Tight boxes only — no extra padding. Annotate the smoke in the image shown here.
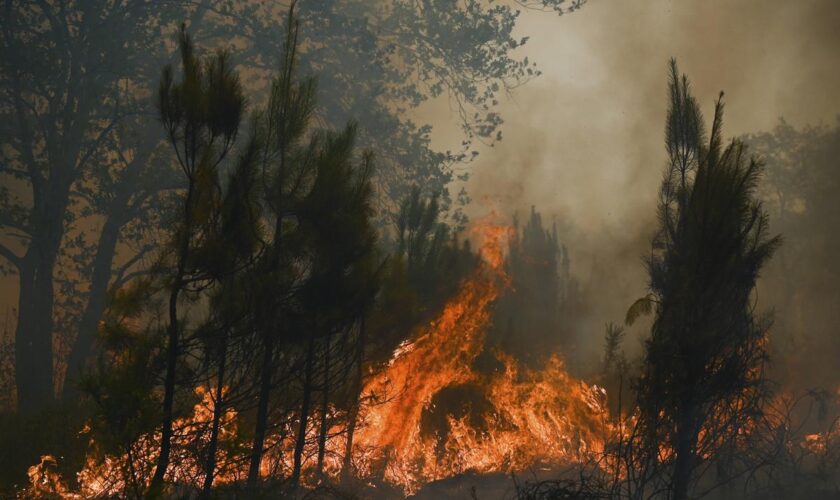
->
[421,0,840,365]
[2,0,837,381]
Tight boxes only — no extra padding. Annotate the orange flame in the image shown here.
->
[348,219,610,493]
[25,218,612,496]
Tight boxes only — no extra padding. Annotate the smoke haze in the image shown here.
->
[2,0,838,379]
[416,0,840,363]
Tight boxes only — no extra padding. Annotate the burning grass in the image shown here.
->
[20,220,617,497]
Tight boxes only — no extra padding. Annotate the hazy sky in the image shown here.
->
[420,0,840,357]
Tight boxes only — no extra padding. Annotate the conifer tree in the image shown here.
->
[150,26,245,491]
[627,60,780,500]
[244,4,319,486]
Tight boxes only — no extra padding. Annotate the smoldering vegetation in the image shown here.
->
[1,1,839,499]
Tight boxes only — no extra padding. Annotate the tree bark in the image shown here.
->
[671,408,698,500]
[15,182,69,413]
[316,337,331,476]
[247,334,275,489]
[342,315,365,482]
[291,336,316,488]
[62,210,123,400]
[15,249,56,413]
[150,180,195,491]
[201,334,228,498]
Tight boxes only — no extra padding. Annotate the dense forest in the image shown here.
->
[1,1,838,499]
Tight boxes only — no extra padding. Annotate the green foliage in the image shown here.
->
[624,294,654,326]
[392,186,477,301]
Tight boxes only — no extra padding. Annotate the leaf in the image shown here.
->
[625,295,655,326]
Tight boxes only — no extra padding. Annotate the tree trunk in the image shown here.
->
[291,336,316,488]
[14,248,56,413]
[149,267,184,491]
[15,186,67,413]
[247,334,275,489]
[316,337,331,477]
[671,409,698,500]
[10,50,83,414]
[247,207,287,489]
[62,211,123,400]
[342,315,365,482]
[150,180,195,491]
[201,334,228,498]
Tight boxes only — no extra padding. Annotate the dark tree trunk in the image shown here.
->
[151,181,195,491]
[291,336,316,488]
[15,177,69,413]
[316,337,331,476]
[15,248,56,413]
[247,214,286,489]
[149,267,184,490]
[671,408,698,500]
[62,210,123,400]
[342,316,365,482]
[246,148,288,488]
[201,334,228,498]
[247,334,275,489]
[10,45,86,414]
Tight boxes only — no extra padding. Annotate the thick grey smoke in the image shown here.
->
[421,0,840,365]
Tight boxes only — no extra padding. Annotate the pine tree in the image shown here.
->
[244,4,319,486]
[291,127,380,487]
[628,60,780,500]
[150,26,245,491]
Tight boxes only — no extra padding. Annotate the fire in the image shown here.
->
[23,219,612,496]
[348,220,611,493]
[351,223,511,457]
[19,387,243,498]
[25,455,79,499]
